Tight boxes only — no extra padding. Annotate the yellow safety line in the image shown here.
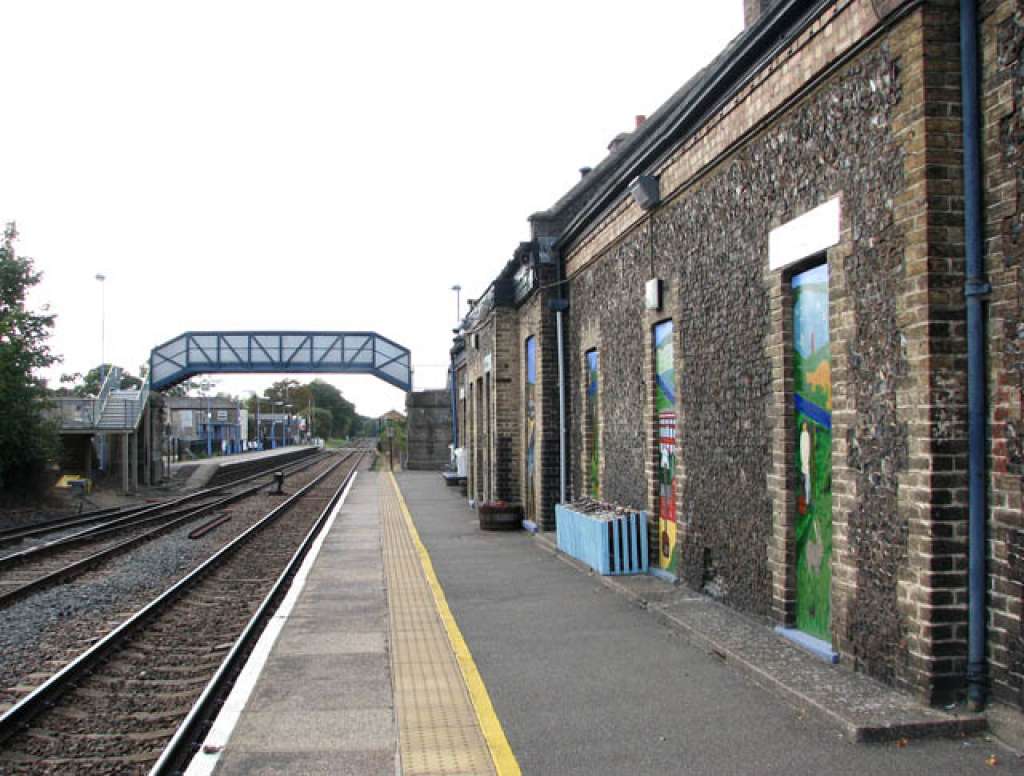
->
[387,472,521,776]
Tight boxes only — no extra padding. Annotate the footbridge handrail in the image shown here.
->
[95,366,122,419]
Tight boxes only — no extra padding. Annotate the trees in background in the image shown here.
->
[56,364,143,396]
[0,223,58,499]
[250,378,372,440]
[312,406,333,439]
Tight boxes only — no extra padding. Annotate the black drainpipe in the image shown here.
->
[960,0,989,711]
[449,360,458,455]
[551,260,569,506]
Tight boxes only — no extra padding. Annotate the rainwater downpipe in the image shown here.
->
[547,246,570,505]
[555,300,568,505]
[449,362,458,454]
[960,0,989,711]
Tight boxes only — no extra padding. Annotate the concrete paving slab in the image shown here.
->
[227,708,395,752]
[215,749,394,776]
[286,589,384,606]
[244,656,392,712]
[272,628,387,656]
[318,539,381,551]
[305,565,384,584]
[238,650,391,689]
[285,606,387,630]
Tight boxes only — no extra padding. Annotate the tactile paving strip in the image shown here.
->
[381,475,497,776]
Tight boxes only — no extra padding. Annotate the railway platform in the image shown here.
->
[170,444,319,491]
[188,471,1018,776]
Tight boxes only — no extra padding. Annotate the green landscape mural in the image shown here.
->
[793,263,832,641]
[586,350,600,498]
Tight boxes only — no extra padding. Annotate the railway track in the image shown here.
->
[0,505,133,545]
[0,451,335,608]
[0,450,367,775]
[0,448,324,551]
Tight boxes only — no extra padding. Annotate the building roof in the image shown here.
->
[453,1,837,349]
[534,0,830,250]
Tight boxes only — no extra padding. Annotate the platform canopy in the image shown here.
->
[150,331,412,392]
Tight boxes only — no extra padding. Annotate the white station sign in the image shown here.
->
[769,197,841,271]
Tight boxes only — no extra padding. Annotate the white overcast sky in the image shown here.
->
[4,1,741,418]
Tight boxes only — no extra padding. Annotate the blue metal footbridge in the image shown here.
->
[149,331,412,392]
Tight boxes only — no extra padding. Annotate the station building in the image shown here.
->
[165,397,248,456]
[451,0,1024,711]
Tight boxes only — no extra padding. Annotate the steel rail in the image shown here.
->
[151,453,365,774]
[0,449,324,548]
[0,451,329,565]
[0,452,335,609]
[0,450,357,749]
[0,505,129,543]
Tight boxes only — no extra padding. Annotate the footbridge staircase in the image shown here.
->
[49,367,158,494]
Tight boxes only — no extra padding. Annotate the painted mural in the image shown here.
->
[525,337,537,521]
[793,263,832,641]
[586,350,600,498]
[654,320,677,574]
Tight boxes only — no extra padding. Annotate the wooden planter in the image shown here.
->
[478,502,523,532]
[555,504,649,575]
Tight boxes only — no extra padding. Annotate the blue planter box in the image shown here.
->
[555,505,649,575]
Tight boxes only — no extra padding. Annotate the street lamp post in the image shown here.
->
[307,396,314,443]
[256,397,262,450]
[284,384,290,445]
[95,273,107,471]
[273,401,283,449]
[95,274,107,378]
[451,284,462,325]
[387,421,395,470]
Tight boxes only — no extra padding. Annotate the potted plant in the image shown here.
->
[477,500,523,531]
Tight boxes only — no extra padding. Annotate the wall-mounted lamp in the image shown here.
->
[629,175,661,211]
[536,236,558,265]
[645,278,662,311]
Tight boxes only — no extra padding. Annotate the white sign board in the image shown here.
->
[483,353,492,373]
[769,197,841,271]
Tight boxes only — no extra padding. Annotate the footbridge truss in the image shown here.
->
[149,331,412,392]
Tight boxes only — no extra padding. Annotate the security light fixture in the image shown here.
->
[645,278,662,311]
[629,175,661,211]
[537,236,558,265]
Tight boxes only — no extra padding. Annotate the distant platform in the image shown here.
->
[171,446,319,491]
